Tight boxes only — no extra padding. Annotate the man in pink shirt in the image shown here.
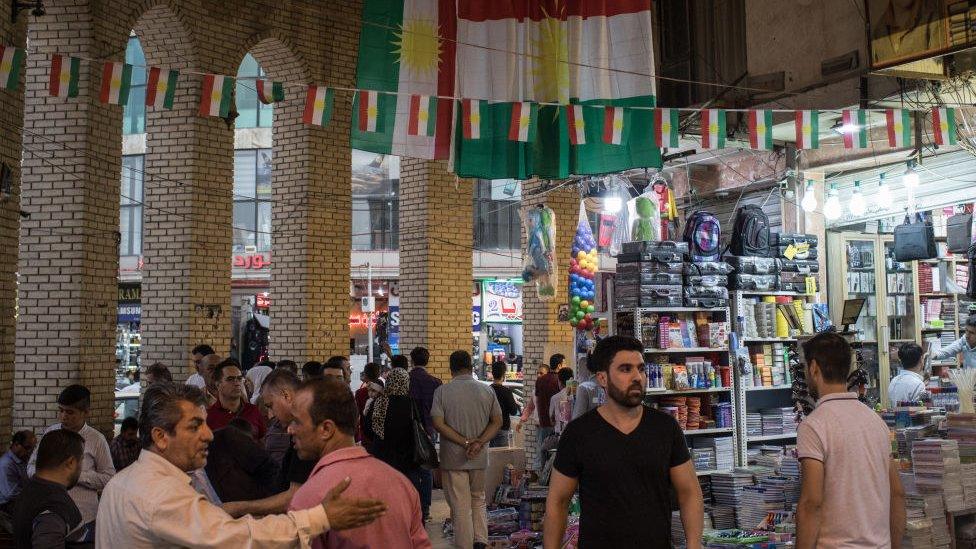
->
[796,332,905,549]
[288,377,432,549]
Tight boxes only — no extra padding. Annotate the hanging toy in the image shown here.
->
[569,203,599,332]
[631,194,659,241]
[521,205,557,300]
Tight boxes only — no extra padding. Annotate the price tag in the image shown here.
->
[805,276,817,295]
[795,242,811,258]
[784,244,797,260]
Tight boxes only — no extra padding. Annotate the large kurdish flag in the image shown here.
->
[451,0,660,179]
[352,0,456,160]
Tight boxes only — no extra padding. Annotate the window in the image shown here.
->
[233,149,273,252]
[473,180,522,250]
[235,53,273,129]
[351,150,399,250]
[120,155,144,256]
[122,36,147,135]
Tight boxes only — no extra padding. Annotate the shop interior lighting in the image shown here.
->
[830,119,860,135]
[903,164,920,188]
[849,181,866,216]
[877,173,892,209]
[603,195,623,214]
[800,180,817,213]
[823,183,842,220]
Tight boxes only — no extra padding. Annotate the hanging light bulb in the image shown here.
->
[877,173,892,208]
[824,183,842,220]
[801,180,817,212]
[849,180,866,216]
[903,165,920,188]
[603,195,623,214]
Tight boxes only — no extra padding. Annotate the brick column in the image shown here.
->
[398,160,473,380]
[15,4,129,436]
[0,5,26,445]
[520,181,579,469]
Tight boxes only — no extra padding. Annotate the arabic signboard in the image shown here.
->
[481,280,522,323]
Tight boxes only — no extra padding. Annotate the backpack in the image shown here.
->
[729,204,771,257]
[683,211,722,261]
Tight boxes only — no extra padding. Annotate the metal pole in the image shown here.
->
[367,263,374,364]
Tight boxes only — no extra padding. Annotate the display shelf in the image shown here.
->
[644,347,729,354]
[683,427,734,436]
[744,385,792,392]
[741,337,797,344]
[634,306,728,313]
[646,386,733,395]
[746,433,797,442]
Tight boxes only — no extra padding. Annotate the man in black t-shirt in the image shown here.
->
[489,362,521,447]
[220,368,317,517]
[543,336,704,549]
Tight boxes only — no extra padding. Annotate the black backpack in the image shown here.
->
[729,204,771,257]
[683,210,722,261]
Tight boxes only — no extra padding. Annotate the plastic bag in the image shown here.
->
[605,175,632,257]
[569,202,600,332]
[521,205,557,299]
[628,190,661,242]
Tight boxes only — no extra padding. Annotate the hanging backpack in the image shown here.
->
[947,213,973,254]
[683,211,722,261]
[729,204,771,257]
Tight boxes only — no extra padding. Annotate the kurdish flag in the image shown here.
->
[461,98,483,139]
[255,79,284,104]
[932,107,958,146]
[99,62,133,105]
[842,109,868,149]
[700,109,725,149]
[747,110,773,150]
[357,90,381,132]
[794,110,820,149]
[886,108,912,148]
[408,94,438,137]
[145,67,178,109]
[302,85,334,126]
[352,0,455,159]
[508,101,536,143]
[199,74,234,118]
[49,55,80,98]
[603,106,627,145]
[451,0,660,179]
[654,108,679,148]
[0,45,24,91]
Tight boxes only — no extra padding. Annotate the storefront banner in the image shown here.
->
[472,304,482,334]
[482,280,522,323]
[118,303,141,323]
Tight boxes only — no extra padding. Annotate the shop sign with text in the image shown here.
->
[481,280,522,323]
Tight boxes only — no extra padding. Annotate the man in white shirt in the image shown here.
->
[27,384,115,526]
[96,382,387,548]
[186,344,215,388]
[929,316,976,369]
[889,342,927,406]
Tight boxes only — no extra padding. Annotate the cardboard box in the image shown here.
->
[485,446,526,505]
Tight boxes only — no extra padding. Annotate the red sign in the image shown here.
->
[255,294,271,309]
[233,253,271,270]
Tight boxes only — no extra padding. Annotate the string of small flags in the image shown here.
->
[0,46,963,151]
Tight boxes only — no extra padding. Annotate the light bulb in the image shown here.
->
[849,181,866,216]
[603,196,622,214]
[824,184,842,220]
[801,180,817,212]
[903,168,919,188]
[877,174,892,208]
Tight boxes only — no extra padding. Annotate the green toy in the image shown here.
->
[632,196,656,241]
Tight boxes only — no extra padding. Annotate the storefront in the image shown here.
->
[476,279,524,375]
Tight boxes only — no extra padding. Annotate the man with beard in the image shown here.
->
[796,332,905,548]
[543,336,704,549]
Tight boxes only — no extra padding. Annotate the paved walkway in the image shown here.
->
[425,488,453,548]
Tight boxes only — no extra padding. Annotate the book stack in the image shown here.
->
[708,505,736,530]
[897,425,938,460]
[912,439,966,513]
[962,463,976,508]
[746,413,762,437]
[918,263,934,293]
[686,397,702,430]
[946,413,976,463]
[699,475,713,504]
[711,470,756,526]
[924,493,952,549]
[692,445,716,472]
[714,436,735,471]
[670,511,687,548]
[759,408,795,436]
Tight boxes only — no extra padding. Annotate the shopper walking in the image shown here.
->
[364,368,417,477]
[488,362,520,448]
[408,346,441,522]
[929,315,976,368]
[533,355,563,470]
[543,336,704,549]
[889,342,927,405]
[432,350,503,549]
[548,368,575,435]
[796,332,905,549]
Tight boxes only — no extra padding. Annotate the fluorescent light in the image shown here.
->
[903,166,919,188]
[877,173,892,208]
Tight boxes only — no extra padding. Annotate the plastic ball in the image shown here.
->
[576,310,585,320]
[572,296,580,304]
[579,300,589,309]
[586,305,595,313]
[569,318,578,327]
[583,313,592,321]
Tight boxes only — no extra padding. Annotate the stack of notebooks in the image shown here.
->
[962,463,976,508]
[924,493,952,548]
[707,505,736,530]
[692,446,716,471]
[746,413,763,437]
[699,475,713,504]
[759,408,796,436]
[711,470,756,513]
[946,413,976,463]
[692,437,735,472]
[670,511,687,548]
[901,472,938,549]
[912,439,967,513]
[896,424,938,460]
[713,437,735,471]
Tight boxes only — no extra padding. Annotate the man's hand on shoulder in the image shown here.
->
[320,477,387,530]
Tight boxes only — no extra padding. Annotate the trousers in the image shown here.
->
[442,468,487,547]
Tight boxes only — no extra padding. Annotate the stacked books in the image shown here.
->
[759,408,796,436]
[714,437,735,472]
[947,413,976,463]
[711,470,756,513]
[692,446,716,471]
[901,472,938,549]
[746,413,762,437]
[708,506,736,530]
[912,439,966,513]
[924,494,952,548]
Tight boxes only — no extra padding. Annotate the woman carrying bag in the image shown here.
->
[365,368,417,476]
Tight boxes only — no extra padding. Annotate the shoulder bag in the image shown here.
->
[893,213,937,261]
[410,399,439,470]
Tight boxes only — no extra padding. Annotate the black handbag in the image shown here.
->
[410,400,439,470]
[947,213,973,254]
[893,213,937,261]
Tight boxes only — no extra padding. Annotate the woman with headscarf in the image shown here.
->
[364,367,417,476]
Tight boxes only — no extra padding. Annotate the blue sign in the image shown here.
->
[118,304,141,323]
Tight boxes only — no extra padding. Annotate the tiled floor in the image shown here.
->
[425,489,454,548]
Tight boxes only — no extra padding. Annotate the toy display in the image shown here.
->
[569,204,599,332]
[521,205,557,299]
[631,194,660,241]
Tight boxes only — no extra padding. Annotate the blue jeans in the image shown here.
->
[489,430,510,447]
[407,468,433,519]
[536,426,554,471]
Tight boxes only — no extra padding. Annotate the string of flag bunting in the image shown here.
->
[0,46,963,151]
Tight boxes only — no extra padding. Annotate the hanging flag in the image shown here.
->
[255,79,284,105]
[508,101,536,142]
[654,108,679,148]
[603,106,626,145]
[48,54,80,98]
[886,108,912,148]
[351,0,455,159]
[567,104,586,145]
[98,62,133,105]
[198,74,234,118]
[145,67,178,109]
[842,109,868,149]
[794,110,820,149]
[356,90,381,132]
[408,94,438,137]
[302,85,334,126]
[0,45,25,91]
[461,98,483,139]
[747,110,774,150]
[932,107,958,146]
[700,109,726,149]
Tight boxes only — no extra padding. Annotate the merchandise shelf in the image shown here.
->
[646,387,732,395]
[746,433,797,443]
[744,385,792,392]
[683,427,734,435]
[695,469,732,477]
[741,337,797,344]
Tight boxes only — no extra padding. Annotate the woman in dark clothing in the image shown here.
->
[364,367,417,476]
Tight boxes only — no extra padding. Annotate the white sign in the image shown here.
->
[482,281,522,323]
